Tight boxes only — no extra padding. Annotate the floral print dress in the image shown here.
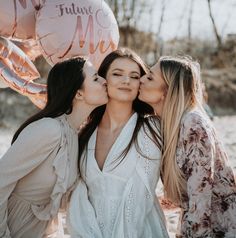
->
[176,109,236,238]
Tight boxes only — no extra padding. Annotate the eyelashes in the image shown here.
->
[112,73,140,80]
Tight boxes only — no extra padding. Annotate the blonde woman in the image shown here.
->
[139,56,236,237]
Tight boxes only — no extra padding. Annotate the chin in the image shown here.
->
[138,95,146,103]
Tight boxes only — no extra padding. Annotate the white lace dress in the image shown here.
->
[68,113,169,238]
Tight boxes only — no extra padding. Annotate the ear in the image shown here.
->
[75,89,84,100]
[161,87,168,101]
[160,94,165,101]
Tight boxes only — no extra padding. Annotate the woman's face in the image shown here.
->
[139,61,167,107]
[80,60,108,106]
[106,58,141,103]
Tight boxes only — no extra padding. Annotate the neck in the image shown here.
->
[152,102,164,118]
[101,100,134,131]
[66,102,95,132]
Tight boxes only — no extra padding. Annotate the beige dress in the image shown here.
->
[0,115,78,238]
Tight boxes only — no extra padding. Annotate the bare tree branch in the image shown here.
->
[157,0,166,37]
[207,0,222,47]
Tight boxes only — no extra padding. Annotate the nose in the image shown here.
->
[140,75,146,84]
[123,75,130,84]
[99,76,107,86]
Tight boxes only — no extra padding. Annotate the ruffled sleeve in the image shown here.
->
[177,112,214,237]
[31,115,78,221]
[0,118,61,237]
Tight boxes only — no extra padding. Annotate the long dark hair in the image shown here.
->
[12,57,86,144]
[79,48,162,169]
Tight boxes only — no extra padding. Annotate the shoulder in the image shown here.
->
[179,109,214,145]
[147,115,161,130]
[138,115,162,151]
[19,117,62,143]
[181,109,212,132]
[142,115,161,134]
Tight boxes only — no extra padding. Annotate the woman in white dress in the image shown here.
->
[68,48,169,238]
[0,58,108,238]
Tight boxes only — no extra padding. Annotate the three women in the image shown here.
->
[2,49,235,238]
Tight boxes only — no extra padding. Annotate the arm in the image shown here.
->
[177,113,214,238]
[0,118,61,237]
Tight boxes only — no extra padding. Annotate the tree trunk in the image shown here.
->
[207,0,222,48]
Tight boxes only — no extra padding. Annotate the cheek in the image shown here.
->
[135,81,140,88]
[83,84,99,97]
[132,81,140,90]
[143,86,162,102]
[106,77,116,87]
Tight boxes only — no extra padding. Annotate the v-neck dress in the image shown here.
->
[68,113,169,238]
[0,115,78,238]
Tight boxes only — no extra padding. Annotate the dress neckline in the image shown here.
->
[91,113,138,173]
[63,114,79,134]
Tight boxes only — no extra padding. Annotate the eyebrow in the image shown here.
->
[93,72,98,77]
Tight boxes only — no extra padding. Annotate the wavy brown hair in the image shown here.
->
[79,48,162,171]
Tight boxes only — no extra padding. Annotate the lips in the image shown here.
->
[118,87,132,91]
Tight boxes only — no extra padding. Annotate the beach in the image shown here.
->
[0,115,236,237]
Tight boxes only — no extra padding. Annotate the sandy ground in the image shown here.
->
[0,115,235,237]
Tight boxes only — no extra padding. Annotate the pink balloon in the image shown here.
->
[35,0,119,68]
[0,37,40,80]
[0,75,8,88]
[13,39,42,61]
[0,37,46,107]
[0,0,45,40]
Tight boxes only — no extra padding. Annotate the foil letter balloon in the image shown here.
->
[0,37,47,108]
[0,75,8,88]
[36,0,119,68]
[0,0,46,40]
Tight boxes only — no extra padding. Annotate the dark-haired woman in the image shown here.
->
[68,48,169,237]
[0,58,108,238]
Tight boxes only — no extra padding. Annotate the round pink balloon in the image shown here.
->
[0,0,45,40]
[35,0,119,68]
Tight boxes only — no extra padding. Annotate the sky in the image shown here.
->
[136,0,236,40]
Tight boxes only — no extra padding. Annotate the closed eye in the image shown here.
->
[131,76,140,80]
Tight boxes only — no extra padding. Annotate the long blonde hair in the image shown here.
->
[160,56,204,204]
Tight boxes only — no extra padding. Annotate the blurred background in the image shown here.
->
[0,0,236,146]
